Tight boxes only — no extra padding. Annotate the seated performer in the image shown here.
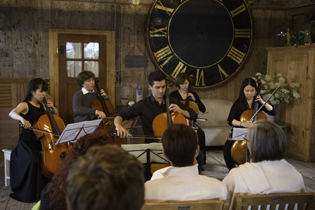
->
[170,72,207,165]
[66,144,145,210]
[224,77,276,170]
[114,71,197,142]
[8,78,57,202]
[145,124,227,201]
[223,120,305,201]
[39,133,113,210]
[73,70,109,123]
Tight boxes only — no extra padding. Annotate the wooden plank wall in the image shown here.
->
[266,46,315,162]
[0,79,30,153]
[0,0,290,104]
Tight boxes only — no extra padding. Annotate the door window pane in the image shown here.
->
[84,61,99,77]
[66,42,82,59]
[67,61,82,77]
[84,42,99,59]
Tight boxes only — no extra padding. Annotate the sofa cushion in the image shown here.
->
[197,99,233,127]
[197,99,234,146]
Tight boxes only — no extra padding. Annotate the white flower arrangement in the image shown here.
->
[252,72,300,106]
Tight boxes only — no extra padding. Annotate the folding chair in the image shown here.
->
[144,199,229,210]
[230,192,315,210]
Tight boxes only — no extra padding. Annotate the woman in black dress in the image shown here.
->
[170,73,206,167]
[224,77,276,170]
[9,78,58,202]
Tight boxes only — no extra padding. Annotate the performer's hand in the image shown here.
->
[255,95,265,104]
[168,104,182,113]
[96,110,106,119]
[115,124,129,138]
[241,121,252,128]
[187,93,196,101]
[100,89,108,99]
[21,118,31,128]
[45,100,57,110]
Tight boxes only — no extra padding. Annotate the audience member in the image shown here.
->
[223,120,305,201]
[145,124,227,201]
[39,133,113,210]
[66,144,145,210]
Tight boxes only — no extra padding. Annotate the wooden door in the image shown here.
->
[266,45,315,162]
[58,34,107,124]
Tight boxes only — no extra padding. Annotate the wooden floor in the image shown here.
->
[0,148,314,210]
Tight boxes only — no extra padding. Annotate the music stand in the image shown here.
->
[121,143,169,180]
[232,127,249,162]
[232,128,248,140]
[56,119,102,145]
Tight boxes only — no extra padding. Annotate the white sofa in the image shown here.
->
[196,99,233,146]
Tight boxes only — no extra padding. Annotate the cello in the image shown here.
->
[230,85,281,165]
[91,80,125,145]
[152,82,187,143]
[180,82,199,126]
[33,98,72,178]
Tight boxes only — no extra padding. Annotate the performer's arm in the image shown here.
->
[9,102,31,128]
[45,100,59,115]
[114,116,129,138]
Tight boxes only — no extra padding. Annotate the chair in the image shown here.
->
[143,199,229,210]
[230,192,315,210]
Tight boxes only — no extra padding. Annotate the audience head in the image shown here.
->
[175,73,193,88]
[77,70,95,87]
[66,144,145,210]
[49,132,113,210]
[23,78,48,102]
[248,120,287,162]
[148,71,166,86]
[162,124,199,167]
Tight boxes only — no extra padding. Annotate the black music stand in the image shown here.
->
[121,143,170,180]
[56,119,102,145]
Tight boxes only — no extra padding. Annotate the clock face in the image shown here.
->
[146,0,253,89]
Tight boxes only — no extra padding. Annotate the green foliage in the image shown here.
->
[252,72,300,106]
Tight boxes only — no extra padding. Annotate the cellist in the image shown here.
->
[8,78,58,202]
[114,71,197,142]
[170,73,207,169]
[73,70,109,123]
[224,77,276,171]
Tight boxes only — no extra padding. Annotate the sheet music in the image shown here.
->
[232,127,248,141]
[56,119,102,145]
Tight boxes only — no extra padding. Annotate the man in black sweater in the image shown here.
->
[73,71,109,123]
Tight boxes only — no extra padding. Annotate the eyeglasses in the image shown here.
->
[243,134,249,142]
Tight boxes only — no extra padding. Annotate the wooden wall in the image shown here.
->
[0,0,312,158]
[0,0,290,104]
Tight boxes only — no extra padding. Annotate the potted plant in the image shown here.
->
[252,72,300,106]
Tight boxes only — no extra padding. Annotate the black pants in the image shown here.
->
[223,140,236,170]
[197,127,206,164]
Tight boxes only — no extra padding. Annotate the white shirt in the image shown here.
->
[145,164,227,201]
[223,159,305,202]
[81,87,95,95]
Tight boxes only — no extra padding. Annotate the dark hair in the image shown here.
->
[77,71,95,87]
[175,73,193,88]
[162,124,197,167]
[248,120,287,162]
[148,71,166,86]
[66,145,145,210]
[22,78,48,102]
[236,77,257,110]
[48,133,113,210]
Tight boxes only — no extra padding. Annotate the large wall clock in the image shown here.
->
[146,0,253,89]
